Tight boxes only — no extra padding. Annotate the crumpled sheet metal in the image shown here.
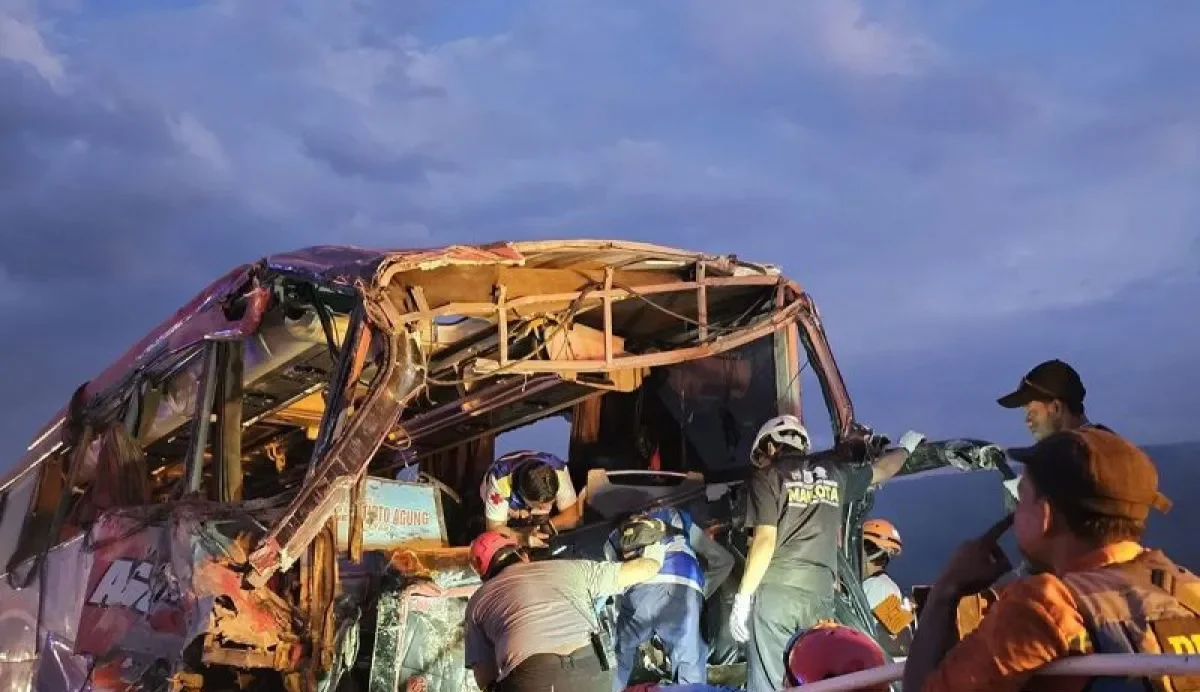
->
[369,549,481,692]
[0,563,39,669]
[75,503,297,684]
[0,533,92,692]
[19,242,522,461]
[33,632,91,692]
[264,242,525,289]
[19,265,269,465]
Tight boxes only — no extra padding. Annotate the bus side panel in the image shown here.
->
[42,536,93,648]
[0,661,35,692]
[76,516,190,662]
[0,568,38,690]
[29,536,95,691]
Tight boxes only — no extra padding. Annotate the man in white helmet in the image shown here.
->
[730,415,926,692]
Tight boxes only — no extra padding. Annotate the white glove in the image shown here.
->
[729,593,753,643]
[641,543,667,566]
[899,430,927,454]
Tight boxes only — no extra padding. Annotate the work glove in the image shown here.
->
[899,430,927,454]
[729,593,753,643]
[641,543,668,566]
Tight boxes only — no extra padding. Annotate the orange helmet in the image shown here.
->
[785,622,887,690]
[863,518,902,556]
[470,531,520,578]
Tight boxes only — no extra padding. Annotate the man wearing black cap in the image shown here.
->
[996,359,1110,442]
[904,428,1197,692]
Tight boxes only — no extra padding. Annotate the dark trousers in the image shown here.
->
[495,645,612,692]
[613,583,707,690]
[745,583,835,692]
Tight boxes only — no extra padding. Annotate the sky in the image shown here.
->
[2,0,1199,468]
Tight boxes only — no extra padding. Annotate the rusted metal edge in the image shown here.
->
[470,295,806,374]
[392,274,781,325]
[392,388,603,469]
[247,328,422,585]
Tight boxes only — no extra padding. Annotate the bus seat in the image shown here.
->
[584,469,705,521]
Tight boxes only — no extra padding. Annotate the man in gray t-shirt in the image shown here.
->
[464,530,665,692]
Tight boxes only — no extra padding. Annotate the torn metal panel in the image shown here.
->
[76,503,299,681]
[265,243,525,289]
[792,292,865,450]
[0,562,38,663]
[369,551,481,692]
[77,515,195,662]
[248,329,423,585]
[32,632,90,692]
[369,589,478,692]
[7,272,270,489]
[37,535,93,663]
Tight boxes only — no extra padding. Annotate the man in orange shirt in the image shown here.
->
[903,428,1197,692]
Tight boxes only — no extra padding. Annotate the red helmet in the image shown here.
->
[469,531,520,578]
[786,622,887,691]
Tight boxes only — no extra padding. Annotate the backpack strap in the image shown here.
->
[1114,551,1200,617]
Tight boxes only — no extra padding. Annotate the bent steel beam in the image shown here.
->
[247,325,423,586]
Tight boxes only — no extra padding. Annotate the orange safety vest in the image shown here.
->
[1060,549,1200,692]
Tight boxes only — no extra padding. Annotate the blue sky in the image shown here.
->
[1,0,1198,465]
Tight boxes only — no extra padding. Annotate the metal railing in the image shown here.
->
[780,653,1200,692]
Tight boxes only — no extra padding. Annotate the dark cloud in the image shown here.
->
[300,127,455,183]
[0,0,1198,468]
[832,273,1200,447]
[0,58,257,285]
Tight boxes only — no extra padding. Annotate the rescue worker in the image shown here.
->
[464,530,666,692]
[904,427,1191,692]
[996,359,1111,441]
[603,507,736,690]
[481,449,582,547]
[729,414,927,692]
[996,358,1113,554]
[861,518,915,658]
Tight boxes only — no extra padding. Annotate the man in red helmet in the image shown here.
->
[464,531,667,692]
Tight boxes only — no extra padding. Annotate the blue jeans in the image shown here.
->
[613,582,707,690]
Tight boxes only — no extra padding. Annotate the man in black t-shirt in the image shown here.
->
[730,415,927,692]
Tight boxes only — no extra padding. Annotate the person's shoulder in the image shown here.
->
[875,572,901,590]
[483,457,506,477]
[556,558,601,572]
[770,451,810,474]
[993,572,1079,613]
[749,462,780,483]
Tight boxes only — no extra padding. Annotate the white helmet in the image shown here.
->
[752,415,811,458]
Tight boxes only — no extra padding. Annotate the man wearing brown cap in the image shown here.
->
[904,428,1196,692]
[997,359,1111,442]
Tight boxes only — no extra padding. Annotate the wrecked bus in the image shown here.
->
[0,240,995,691]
